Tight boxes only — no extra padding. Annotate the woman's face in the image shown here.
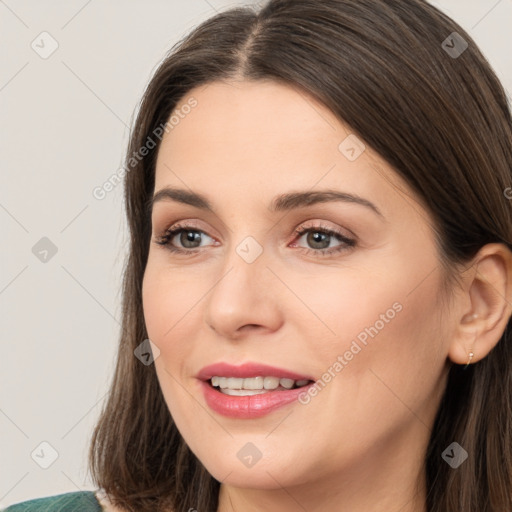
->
[142,79,454,494]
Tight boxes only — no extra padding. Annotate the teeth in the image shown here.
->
[243,376,264,390]
[210,376,311,391]
[220,388,268,396]
[263,376,280,389]
[279,378,294,389]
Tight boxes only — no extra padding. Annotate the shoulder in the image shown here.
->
[1,490,104,512]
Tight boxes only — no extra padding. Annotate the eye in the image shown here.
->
[291,223,356,257]
[154,222,216,253]
[153,221,356,257]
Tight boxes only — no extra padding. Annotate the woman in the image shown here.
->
[4,0,511,510]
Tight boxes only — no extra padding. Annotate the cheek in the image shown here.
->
[293,253,446,407]
[286,268,445,465]
[142,267,172,346]
[142,262,203,341]
[142,265,205,426]
[141,264,200,379]
[284,264,407,364]
[344,269,445,420]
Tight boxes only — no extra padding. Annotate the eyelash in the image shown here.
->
[153,222,356,258]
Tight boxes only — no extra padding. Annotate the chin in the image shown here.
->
[187,438,313,490]
[205,458,299,489]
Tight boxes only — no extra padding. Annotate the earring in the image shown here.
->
[462,316,478,369]
[463,351,474,369]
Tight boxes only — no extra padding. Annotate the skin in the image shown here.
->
[137,79,512,512]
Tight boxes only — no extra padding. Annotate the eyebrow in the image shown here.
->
[149,187,384,218]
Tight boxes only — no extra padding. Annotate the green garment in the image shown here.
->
[1,491,103,511]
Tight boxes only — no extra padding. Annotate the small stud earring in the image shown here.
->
[463,351,474,369]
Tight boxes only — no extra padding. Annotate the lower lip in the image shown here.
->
[199,380,314,419]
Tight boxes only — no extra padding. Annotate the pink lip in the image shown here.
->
[196,362,316,419]
[196,362,315,381]
[199,381,315,418]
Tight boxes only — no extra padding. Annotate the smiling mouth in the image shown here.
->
[209,375,314,395]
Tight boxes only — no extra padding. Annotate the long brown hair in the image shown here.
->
[88,1,512,510]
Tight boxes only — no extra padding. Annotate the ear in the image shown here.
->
[448,243,512,366]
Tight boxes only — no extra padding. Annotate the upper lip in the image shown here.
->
[196,362,315,382]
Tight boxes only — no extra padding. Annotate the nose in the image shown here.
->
[203,241,284,340]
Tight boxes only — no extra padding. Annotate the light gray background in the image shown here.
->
[1,0,511,507]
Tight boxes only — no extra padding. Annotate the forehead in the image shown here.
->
[156,79,344,174]
[153,79,426,223]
